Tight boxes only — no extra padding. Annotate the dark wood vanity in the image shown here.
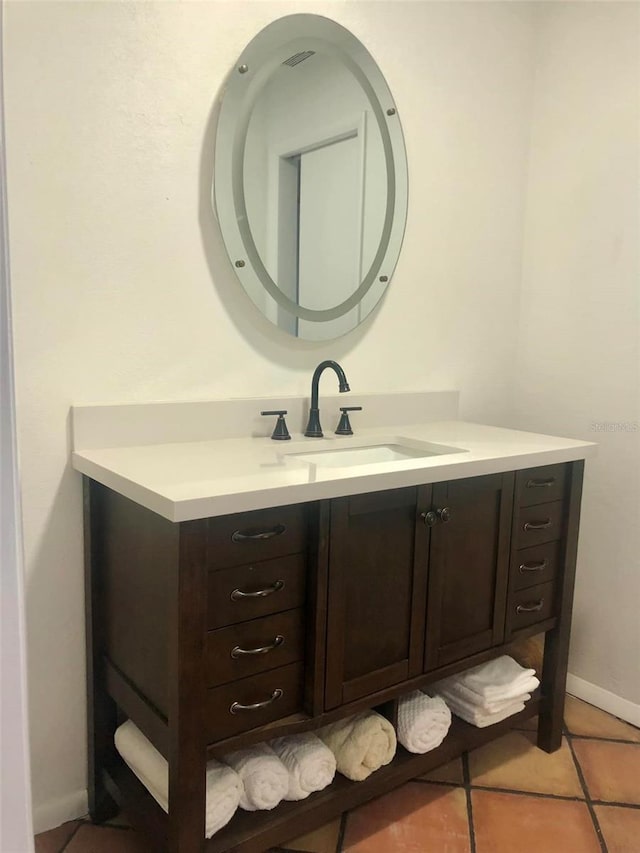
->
[85,459,584,852]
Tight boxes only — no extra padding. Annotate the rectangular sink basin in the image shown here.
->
[286,440,463,468]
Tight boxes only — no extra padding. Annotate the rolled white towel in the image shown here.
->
[446,698,526,728]
[454,656,539,703]
[114,720,241,838]
[269,732,336,800]
[316,711,396,782]
[398,691,451,754]
[223,743,288,811]
[433,680,532,716]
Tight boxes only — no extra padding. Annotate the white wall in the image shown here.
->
[0,10,35,848]
[4,0,534,830]
[513,2,640,714]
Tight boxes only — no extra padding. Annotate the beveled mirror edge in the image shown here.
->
[213,13,408,340]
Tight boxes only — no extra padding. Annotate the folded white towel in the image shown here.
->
[434,680,533,715]
[269,732,336,800]
[454,656,539,703]
[440,676,540,714]
[223,743,289,811]
[316,711,396,782]
[114,720,241,838]
[445,698,526,728]
[397,691,451,754]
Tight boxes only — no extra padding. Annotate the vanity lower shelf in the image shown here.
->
[105,696,541,853]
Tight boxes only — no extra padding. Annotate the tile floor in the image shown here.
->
[35,696,640,853]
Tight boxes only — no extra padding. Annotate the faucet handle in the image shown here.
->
[261,410,291,441]
[335,406,363,436]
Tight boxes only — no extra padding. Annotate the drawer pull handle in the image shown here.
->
[523,519,552,531]
[231,635,284,659]
[230,580,284,601]
[230,689,283,714]
[231,524,286,543]
[526,478,556,488]
[519,559,548,573]
[516,599,544,614]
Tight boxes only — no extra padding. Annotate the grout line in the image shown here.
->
[566,734,608,853]
[462,753,477,853]
[468,783,587,803]
[412,777,462,788]
[59,822,82,853]
[566,733,640,746]
[591,800,640,811]
[336,810,347,852]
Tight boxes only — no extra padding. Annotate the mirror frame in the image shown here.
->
[213,14,408,337]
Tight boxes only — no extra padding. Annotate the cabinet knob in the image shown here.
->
[437,507,452,523]
[421,510,438,527]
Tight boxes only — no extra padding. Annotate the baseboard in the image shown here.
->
[566,673,640,728]
[32,788,88,835]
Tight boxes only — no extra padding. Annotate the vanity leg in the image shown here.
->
[84,478,119,822]
[538,461,584,753]
[167,520,208,853]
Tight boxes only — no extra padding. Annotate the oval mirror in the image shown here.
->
[213,14,408,340]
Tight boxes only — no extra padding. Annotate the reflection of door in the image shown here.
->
[271,118,365,338]
[297,136,362,338]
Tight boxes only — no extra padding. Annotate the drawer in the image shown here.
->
[515,501,564,549]
[207,504,307,569]
[205,662,304,742]
[516,464,567,507]
[507,581,557,635]
[207,553,306,629]
[510,541,561,592]
[205,609,305,687]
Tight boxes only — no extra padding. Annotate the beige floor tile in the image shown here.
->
[64,823,149,852]
[565,695,640,743]
[472,789,600,853]
[419,757,464,785]
[594,804,640,852]
[572,739,640,804]
[34,820,80,853]
[468,731,583,797]
[342,782,470,852]
[283,817,341,852]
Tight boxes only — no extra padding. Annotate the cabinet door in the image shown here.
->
[325,486,431,709]
[424,473,514,670]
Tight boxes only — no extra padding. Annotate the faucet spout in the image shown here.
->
[304,360,350,437]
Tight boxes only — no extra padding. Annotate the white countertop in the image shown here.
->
[71,417,596,522]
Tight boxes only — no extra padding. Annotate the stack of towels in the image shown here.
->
[114,722,336,837]
[316,710,396,781]
[396,691,451,753]
[431,655,539,728]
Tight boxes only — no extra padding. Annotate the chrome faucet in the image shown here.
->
[304,360,350,437]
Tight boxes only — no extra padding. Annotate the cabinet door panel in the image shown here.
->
[425,473,514,670]
[325,486,430,709]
